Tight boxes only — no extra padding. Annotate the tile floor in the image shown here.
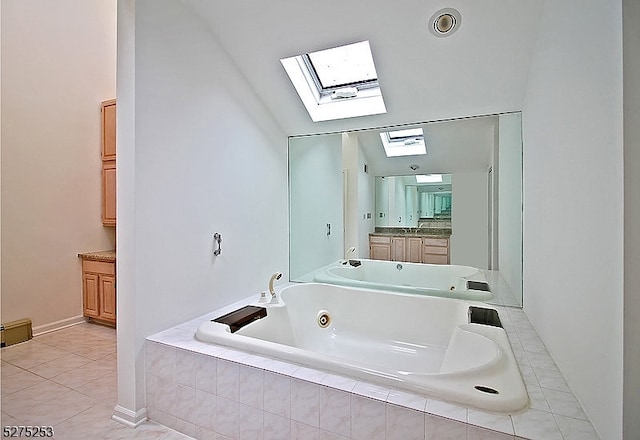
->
[1,322,192,440]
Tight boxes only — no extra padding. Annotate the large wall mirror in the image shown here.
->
[289,112,523,307]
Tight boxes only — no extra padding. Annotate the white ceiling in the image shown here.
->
[181,0,544,136]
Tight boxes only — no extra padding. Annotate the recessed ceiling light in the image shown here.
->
[429,8,462,38]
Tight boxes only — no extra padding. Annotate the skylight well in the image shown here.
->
[281,41,386,122]
[380,128,427,157]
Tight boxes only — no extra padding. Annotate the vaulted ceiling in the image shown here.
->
[182,0,545,136]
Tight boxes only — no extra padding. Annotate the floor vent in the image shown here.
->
[0,318,33,347]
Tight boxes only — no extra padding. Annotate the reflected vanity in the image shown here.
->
[289,112,523,307]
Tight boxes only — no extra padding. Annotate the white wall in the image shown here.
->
[521,0,623,438]
[356,143,375,258]
[450,172,488,269]
[289,134,343,278]
[497,113,522,305]
[623,0,640,438]
[116,0,288,422]
[342,134,374,259]
[1,0,116,331]
[342,134,359,257]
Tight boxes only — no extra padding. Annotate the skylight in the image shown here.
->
[281,41,386,122]
[306,41,378,90]
[416,174,443,183]
[380,128,426,157]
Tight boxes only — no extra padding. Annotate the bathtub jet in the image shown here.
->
[196,283,528,413]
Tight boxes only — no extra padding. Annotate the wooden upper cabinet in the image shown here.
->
[101,99,116,226]
[101,99,116,161]
[102,160,116,226]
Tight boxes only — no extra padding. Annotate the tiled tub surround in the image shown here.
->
[146,296,600,440]
[196,283,526,413]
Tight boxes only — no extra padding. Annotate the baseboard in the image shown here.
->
[32,315,85,336]
[112,405,148,428]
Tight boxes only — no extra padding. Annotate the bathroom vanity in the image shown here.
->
[369,229,450,264]
[78,251,116,326]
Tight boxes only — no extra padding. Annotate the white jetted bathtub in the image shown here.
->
[196,283,527,413]
[312,259,493,301]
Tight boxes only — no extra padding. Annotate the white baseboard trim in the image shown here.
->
[32,315,86,336]
[112,405,148,428]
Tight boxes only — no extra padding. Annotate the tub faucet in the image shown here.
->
[269,272,283,303]
[341,246,356,264]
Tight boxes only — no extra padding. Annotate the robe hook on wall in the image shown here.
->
[213,233,222,256]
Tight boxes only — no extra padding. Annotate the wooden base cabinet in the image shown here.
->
[423,237,450,264]
[406,237,424,263]
[369,234,450,264]
[369,235,391,260]
[82,260,116,326]
[390,237,406,262]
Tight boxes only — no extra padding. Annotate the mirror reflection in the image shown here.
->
[289,112,522,307]
[375,174,452,228]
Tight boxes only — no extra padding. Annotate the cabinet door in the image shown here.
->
[369,236,391,261]
[101,100,116,161]
[102,160,116,226]
[100,275,116,323]
[370,243,391,260]
[83,273,100,318]
[406,237,423,263]
[390,237,406,261]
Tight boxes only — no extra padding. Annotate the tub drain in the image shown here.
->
[317,310,331,328]
[474,385,499,394]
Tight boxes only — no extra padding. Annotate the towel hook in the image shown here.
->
[213,233,222,256]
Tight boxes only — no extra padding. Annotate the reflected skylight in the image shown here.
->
[388,128,423,140]
[307,41,378,89]
[380,128,426,157]
[416,174,443,183]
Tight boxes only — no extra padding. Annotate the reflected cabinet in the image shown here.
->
[369,234,450,264]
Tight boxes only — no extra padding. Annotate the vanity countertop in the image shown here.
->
[371,227,451,237]
[78,250,116,262]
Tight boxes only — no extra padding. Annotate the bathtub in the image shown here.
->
[195,283,527,413]
[312,259,493,301]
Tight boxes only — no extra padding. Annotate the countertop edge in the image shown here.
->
[78,250,116,263]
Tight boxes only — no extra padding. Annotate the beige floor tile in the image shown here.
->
[19,389,99,426]
[0,370,46,397]
[49,360,115,389]
[1,380,71,417]
[28,353,93,379]
[1,342,68,370]
[0,361,24,378]
[75,373,118,405]
[52,403,116,439]
[1,411,24,426]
